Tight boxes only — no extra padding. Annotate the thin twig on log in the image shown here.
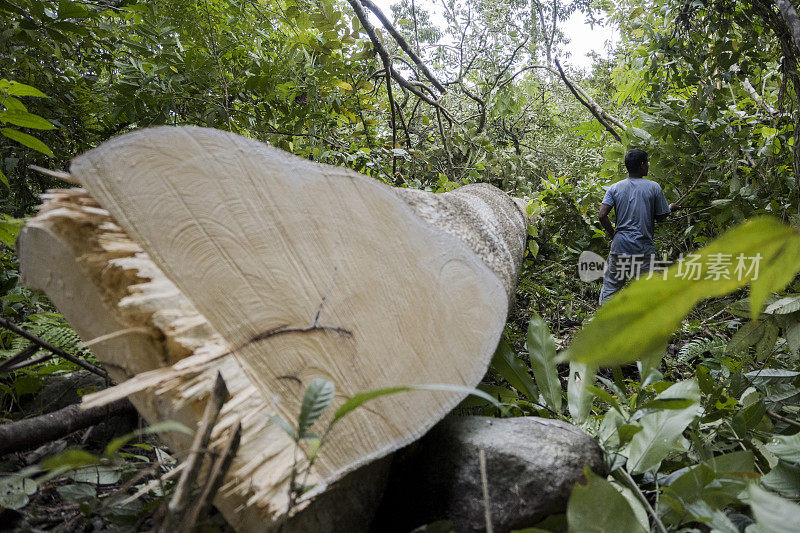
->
[359,0,447,94]
[0,398,135,456]
[0,317,108,378]
[162,372,228,531]
[553,59,624,142]
[179,422,242,533]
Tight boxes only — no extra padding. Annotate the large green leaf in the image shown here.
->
[1,127,54,156]
[766,433,800,463]
[491,338,539,402]
[527,312,562,412]
[297,378,336,439]
[764,295,800,314]
[566,217,800,367]
[625,380,702,474]
[566,467,647,533]
[567,362,596,424]
[4,81,47,98]
[749,484,800,532]
[0,109,54,129]
[761,460,800,498]
[745,369,800,387]
[661,451,756,524]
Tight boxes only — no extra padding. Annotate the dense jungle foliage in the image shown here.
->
[2,0,800,530]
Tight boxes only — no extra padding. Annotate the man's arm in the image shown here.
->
[656,202,680,222]
[599,202,614,239]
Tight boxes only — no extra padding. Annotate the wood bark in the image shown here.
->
[17,126,528,530]
[0,399,135,456]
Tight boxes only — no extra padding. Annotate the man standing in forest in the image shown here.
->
[598,148,677,303]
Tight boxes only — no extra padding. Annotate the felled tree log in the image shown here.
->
[17,126,527,530]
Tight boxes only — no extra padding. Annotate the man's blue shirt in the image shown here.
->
[601,177,670,256]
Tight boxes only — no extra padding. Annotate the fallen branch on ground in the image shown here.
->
[0,398,135,456]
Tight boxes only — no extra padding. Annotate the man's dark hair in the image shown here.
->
[624,148,648,174]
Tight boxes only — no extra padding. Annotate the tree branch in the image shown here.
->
[554,58,624,142]
[359,0,447,94]
[0,398,135,455]
[0,317,108,378]
[742,77,778,115]
[347,0,457,123]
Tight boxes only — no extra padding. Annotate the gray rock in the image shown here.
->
[372,415,606,533]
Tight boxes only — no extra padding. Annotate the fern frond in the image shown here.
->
[677,334,727,362]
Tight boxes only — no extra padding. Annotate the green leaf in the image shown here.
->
[785,321,800,356]
[0,110,54,130]
[297,377,336,438]
[586,385,624,414]
[491,339,539,402]
[0,169,8,189]
[745,369,800,387]
[766,433,800,463]
[1,127,54,156]
[566,467,647,533]
[5,82,47,98]
[761,460,800,498]
[13,375,42,396]
[637,398,696,410]
[527,312,562,412]
[332,386,412,424]
[749,484,800,532]
[58,0,89,18]
[566,217,800,367]
[764,295,800,314]
[105,420,192,456]
[0,475,37,510]
[755,322,779,361]
[268,415,297,439]
[660,451,756,523]
[568,362,596,423]
[335,79,353,91]
[332,384,505,425]
[728,320,769,354]
[41,449,101,472]
[56,483,96,504]
[625,380,702,474]
[68,465,121,485]
[3,96,27,112]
